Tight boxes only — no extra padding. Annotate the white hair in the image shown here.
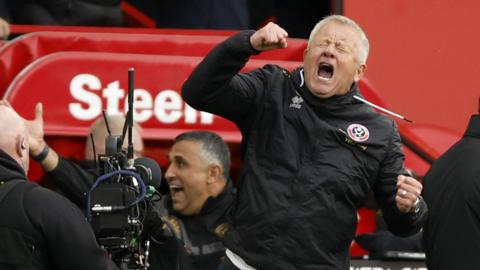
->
[308,15,370,64]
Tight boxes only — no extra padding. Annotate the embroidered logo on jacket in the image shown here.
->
[347,123,370,142]
[338,129,368,151]
[289,95,304,109]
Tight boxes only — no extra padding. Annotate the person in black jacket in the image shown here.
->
[422,100,480,270]
[149,131,236,270]
[0,100,118,270]
[182,15,427,270]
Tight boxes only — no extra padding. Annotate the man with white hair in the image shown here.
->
[183,15,427,269]
[0,100,118,270]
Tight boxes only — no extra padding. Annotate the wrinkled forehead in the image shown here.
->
[315,21,361,44]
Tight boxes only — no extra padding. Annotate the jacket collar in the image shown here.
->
[199,179,235,216]
[0,149,27,183]
[291,68,375,122]
[292,68,360,105]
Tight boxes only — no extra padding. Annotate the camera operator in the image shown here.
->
[26,102,144,210]
[146,131,235,270]
[0,100,118,270]
[26,102,235,270]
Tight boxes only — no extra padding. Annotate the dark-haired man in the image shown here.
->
[149,131,235,270]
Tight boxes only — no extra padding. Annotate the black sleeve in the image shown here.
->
[25,187,118,270]
[182,30,268,125]
[374,121,427,236]
[46,157,95,209]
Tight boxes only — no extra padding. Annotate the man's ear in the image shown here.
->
[17,136,27,157]
[207,164,222,184]
[354,63,366,83]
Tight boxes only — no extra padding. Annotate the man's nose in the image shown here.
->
[164,165,174,181]
[322,44,336,58]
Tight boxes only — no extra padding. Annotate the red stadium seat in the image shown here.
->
[0,31,307,95]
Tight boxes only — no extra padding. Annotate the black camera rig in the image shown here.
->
[86,68,161,270]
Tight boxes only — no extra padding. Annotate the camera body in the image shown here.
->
[86,68,163,269]
[91,135,135,246]
[88,135,153,270]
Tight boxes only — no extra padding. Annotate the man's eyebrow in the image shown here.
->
[168,153,187,163]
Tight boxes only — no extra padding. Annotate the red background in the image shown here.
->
[345,0,479,134]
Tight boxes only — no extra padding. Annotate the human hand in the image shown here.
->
[0,100,44,154]
[25,103,46,156]
[1,100,47,155]
[250,22,288,52]
[395,175,422,213]
[0,17,10,39]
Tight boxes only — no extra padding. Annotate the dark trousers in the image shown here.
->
[217,256,240,270]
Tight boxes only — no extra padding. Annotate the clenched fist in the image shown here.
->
[250,22,289,52]
[395,175,423,213]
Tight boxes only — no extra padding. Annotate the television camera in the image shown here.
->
[86,68,162,270]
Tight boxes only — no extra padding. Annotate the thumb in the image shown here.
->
[35,102,43,123]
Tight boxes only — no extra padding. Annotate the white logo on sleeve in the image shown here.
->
[347,124,370,142]
[289,95,304,109]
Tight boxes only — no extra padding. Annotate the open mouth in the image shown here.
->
[318,63,334,81]
[170,184,184,195]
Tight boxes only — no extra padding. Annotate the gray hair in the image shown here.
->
[308,15,370,64]
[174,131,231,179]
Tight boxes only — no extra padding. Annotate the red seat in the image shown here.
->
[0,31,307,95]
